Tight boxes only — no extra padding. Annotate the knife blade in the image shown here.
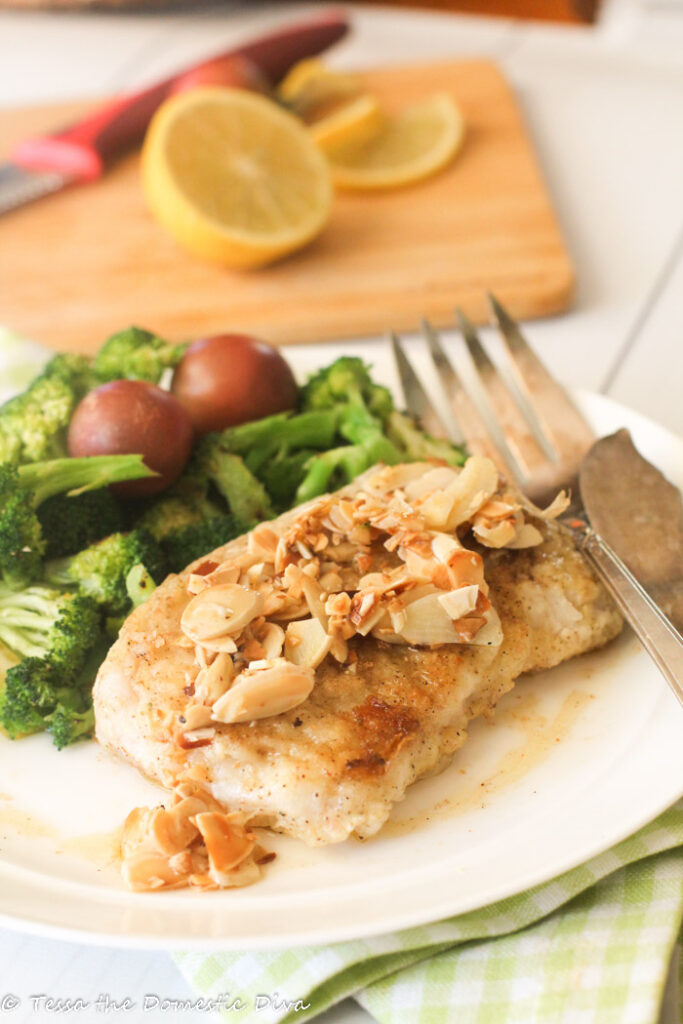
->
[580,428,683,634]
[0,10,349,216]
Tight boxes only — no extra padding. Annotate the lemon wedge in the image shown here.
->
[141,87,333,269]
[325,93,465,191]
[310,94,384,151]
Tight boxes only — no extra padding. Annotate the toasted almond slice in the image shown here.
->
[192,811,256,874]
[419,456,498,530]
[194,651,235,704]
[148,798,202,855]
[438,584,480,620]
[178,727,216,747]
[172,781,224,812]
[465,606,503,646]
[285,617,332,669]
[181,584,263,644]
[212,659,314,724]
[257,622,286,660]
[180,704,214,731]
[505,523,544,548]
[121,850,190,892]
[403,465,460,502]
[121,805,156,858]
[398,590,465,645]
[248,523,280,561]
[473,516,518,548]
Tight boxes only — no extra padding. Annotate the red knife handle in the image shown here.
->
[9,10,349,182]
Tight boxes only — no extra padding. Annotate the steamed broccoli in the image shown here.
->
[0,584,99,676]
[125,563,157,609]
[221,410,338,475]
[38,488,124,559]
[295,359,402,502]
[301,356,394,423]
[135,492,224,541]
[93,326,187,384]
[46,702,95,750]
[386,411,466,467]
[0,455,154,589]
[196,436,273,526]
[0,587,102,747]
[0,353,94,465]
[0,658,59,737]
[159,514,245,573]
[46,529,164,616]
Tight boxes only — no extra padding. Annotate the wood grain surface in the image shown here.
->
[0,59,575,353]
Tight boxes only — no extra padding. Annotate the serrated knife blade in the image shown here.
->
[0,163,73,215]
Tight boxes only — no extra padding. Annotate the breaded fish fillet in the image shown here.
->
[94,512,621,847]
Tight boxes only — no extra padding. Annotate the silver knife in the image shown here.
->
[570,429,683,706]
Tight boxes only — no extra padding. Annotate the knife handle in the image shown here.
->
[9,10,348,182]
[578,528,683,708]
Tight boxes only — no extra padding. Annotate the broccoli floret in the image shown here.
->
[46,702,94,750]
[386,410,466,467]
[0,658,56,737]
[257,449,318,509]
[134,493,223,541]
[0,454,154,589]
[295,434,402,504]
[38,488,124,559]
[47,529,164,616]
[160,514,245,573]
[221,411,338,474]
[0,584,99,679]
[301,357,394,423]
[0,353,94,465]
[125,564,157,609]
[196,436,273,527]
[93,326,187,384]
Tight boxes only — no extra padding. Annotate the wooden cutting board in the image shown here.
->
[0,59,574,354]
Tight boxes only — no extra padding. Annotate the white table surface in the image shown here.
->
[0,2,681,1021]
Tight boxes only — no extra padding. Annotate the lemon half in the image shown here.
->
[141,87,333,269]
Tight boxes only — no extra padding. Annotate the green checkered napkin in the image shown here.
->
[1,328,681,1024]
[174,803,683,1023]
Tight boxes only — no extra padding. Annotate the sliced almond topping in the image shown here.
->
[505,523,544,548]
[181,584,263,645]
[212,659,314,724]
[180,704,214,731]
[473,516,518,548]
[248,523,280,562]
[148,798,202,855]
[121,851,189,892]
[192,811,256,876]
[285,617,333,669]
[438,584,480,620]
[187,573,210,596]
[194,652,235,705]
[178,726,216,748]
[257,622,286,660]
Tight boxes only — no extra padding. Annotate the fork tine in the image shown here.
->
[421,317,521,485]
[389,331,451,442]
[454,309,563,480]
[487,293,595,457]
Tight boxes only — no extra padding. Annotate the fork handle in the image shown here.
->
[574,527,683,707]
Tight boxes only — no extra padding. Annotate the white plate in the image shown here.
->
[0,370,681,950]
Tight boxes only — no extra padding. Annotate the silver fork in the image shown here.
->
[390,296,683,707]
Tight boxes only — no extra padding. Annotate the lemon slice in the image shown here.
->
[310,94,384,151]
[325,93,465,191]
[278,59,362,121]
[141,87,333,269]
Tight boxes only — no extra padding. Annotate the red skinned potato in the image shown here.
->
[68,380,194,498]
[171,334,298,435]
